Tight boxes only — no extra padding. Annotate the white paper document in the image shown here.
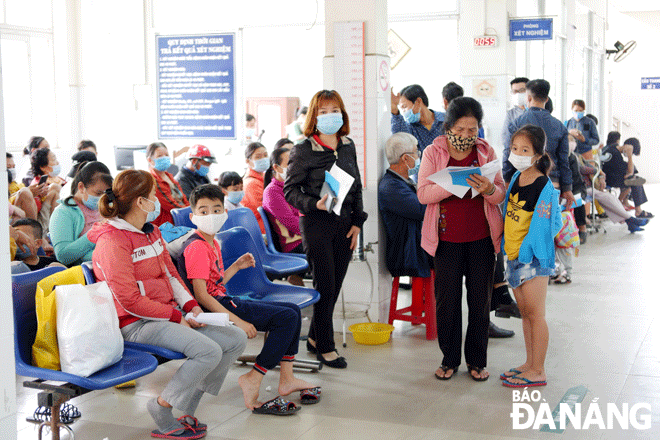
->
[328,163,355,215]
[427,160,501,198]
[185,312,231,326]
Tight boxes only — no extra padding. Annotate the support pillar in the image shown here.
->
[324,0,392,324]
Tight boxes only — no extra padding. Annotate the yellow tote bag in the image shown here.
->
[32,266,86,370]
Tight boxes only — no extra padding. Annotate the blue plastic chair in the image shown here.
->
[171,206,194,228]
[258,206,307,260]
[220,208,308,277]
[12,267,159,390]
[217,227,319,308]
[80,262,186,361]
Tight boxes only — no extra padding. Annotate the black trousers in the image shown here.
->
[434,237,495,368]
[300,212,353,353]
[574,205,586,227]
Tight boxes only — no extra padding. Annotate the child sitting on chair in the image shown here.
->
[181,184,321,414]
[11,218,65,271]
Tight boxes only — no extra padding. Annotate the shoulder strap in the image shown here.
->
[174,233,206,293]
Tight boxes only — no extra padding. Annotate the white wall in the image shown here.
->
[607,8,660,183]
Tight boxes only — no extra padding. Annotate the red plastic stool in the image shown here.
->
[388,271,436,340]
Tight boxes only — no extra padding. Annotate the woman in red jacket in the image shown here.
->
[89,170,246,439]
[146,142,189,226]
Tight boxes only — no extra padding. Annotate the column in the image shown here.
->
[458,0,518,158]
[0,38,19,440]
[324,0,392,323]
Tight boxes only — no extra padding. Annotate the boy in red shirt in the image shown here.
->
[182,184,320,414]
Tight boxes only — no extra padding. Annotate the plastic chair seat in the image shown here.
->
[16,348,158,390]
[123,341,186,360]
[12,267,158,392]
[260,255,309,277]
[258,206,307,260]
[171,206,194,228]
[217,227,320,310]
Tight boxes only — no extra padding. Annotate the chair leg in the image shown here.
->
[388,277,399,325]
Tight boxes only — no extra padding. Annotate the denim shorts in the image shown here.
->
[506,257,555,289]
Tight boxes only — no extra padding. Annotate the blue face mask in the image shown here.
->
[49,164,61,177]
[196,164,210,177]
[406,154,421,177]
[316,113,344,135]
[153,156,171,172]
[574,111,585,120]
[226,190,244,205]
[140,197,161,223]
[83,193,101,211]
[252,157,270,173]
[402,108,421,124]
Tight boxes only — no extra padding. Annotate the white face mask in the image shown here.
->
[509,153,534,171]
[516,92,528,108]
[191,212,228,235]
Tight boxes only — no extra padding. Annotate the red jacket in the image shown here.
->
[242,168,265,233]
[88,218,198,328]
[150,169,189,227]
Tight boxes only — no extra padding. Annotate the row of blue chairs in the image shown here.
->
[13,226,320,438]
[171,206,308,278]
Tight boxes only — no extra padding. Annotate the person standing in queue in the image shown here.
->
[418,97,505,382]
[284,90,368,369]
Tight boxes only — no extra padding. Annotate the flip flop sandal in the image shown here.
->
[554,275,572,285]
[467,365,489,382]
[434,365,457,380]
[502,377,547,388]
[177,415,207,432]
[638,211,654,219]
[252,397,301,416]
[26,405,78,425]
[151,427,206,439]
[499,369,522,380]
[300,387,321,405]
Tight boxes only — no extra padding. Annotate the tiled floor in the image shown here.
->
[16,187,659,439]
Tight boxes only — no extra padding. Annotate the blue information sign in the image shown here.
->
[156,34,235,139]
[641,77,660,90]
[510,18,553,41]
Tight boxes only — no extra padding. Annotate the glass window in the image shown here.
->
[1,35,56,151]
[1,38,31,149]
[5,0,52,28]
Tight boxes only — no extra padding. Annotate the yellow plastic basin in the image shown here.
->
[348,323,395,345]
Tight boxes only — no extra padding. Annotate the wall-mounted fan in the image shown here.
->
[606,40,637,62]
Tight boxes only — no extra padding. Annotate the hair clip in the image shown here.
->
[104,188,116,206]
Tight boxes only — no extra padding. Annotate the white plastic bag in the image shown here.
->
[56,282,123,377]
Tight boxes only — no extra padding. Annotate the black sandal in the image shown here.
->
[434,365,457,380]
[467,365,489,382]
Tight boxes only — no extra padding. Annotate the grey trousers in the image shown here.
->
[121,320,247,411]
[555,248,574,277]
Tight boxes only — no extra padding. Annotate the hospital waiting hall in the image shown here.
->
[2,0,660,439]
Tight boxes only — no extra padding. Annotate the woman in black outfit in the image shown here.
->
[284,90,368,369]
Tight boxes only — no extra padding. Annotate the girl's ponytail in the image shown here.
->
[535,152,553,176]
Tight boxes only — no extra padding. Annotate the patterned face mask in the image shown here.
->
[446,130,477,152]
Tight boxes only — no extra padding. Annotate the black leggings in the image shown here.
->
[300,212,353,354]
[434,237,495,369]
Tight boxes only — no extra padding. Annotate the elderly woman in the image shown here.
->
[418,97,505,382]
[378,132,429,279]
[146,142,189,226]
